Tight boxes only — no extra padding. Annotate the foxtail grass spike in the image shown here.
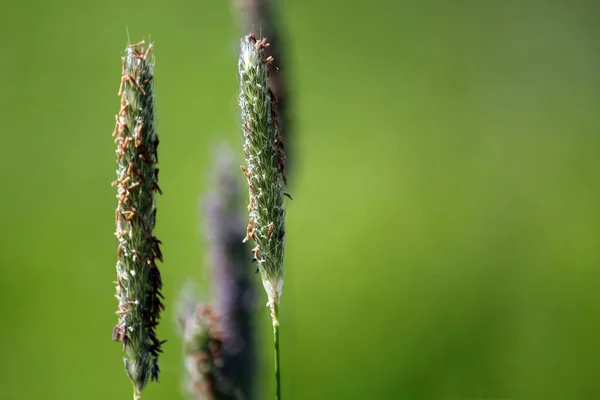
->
[238,34,287,316]
[239,33,286,400]
[204,145,256,399]
[234,0,294,175]
[111,40,165,395]
[178,295,242,400]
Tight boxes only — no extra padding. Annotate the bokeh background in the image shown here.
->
[1,0,599,399]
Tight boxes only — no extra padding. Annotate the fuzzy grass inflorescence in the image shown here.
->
[238,33,287,400]
[178,298,236,400]
[204,146,256,398]
[238,34,287,317]
[176,146,256,400]
[111,40,165,398]
[234,0,294,173]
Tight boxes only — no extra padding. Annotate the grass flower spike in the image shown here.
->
[238,34,286,318]
[178,297,234,400]
[234,0,294,173]
[176,146,256,400]
[111,40,165,399]
[238,34,287,399]
[204,146,256,398]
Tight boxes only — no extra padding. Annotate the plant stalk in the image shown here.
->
[272,302,281,400]
[238,33,287,400]
[133,386,142,400]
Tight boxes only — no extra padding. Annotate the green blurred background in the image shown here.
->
[1,0,599,399]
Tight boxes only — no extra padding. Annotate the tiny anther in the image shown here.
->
[258,38,270,49]
[131,74,147,95]
[128,40,145,48]
[118,190,130,205]
[117,243,123,258]
[142,43,153,60]
[127,162,136,177]
[284,192,293,200]
[121,210,135,220]
[120,136,133,151]
[117,75,126,96]
[116,122,126,138]
[240,165,250,179]
[267,222,275,239]
[118,74,146,96]
[117,273,124,289]
[119,99,128,115]
[112,116,120,137]
[112,325,121,341]
[135,121,144,141]
[243,220,256,243]
[255,37,267,50]
[115,309,132,315]
[252,244,260,260]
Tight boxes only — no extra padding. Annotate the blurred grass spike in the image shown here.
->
[203,145,256,399]
[111,39,165,398]
[176,145,256,400]
[238,33,286,399]
[178,294,244,400]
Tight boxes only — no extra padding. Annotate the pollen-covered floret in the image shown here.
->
[112,40,164,393]
[238,34,287,310]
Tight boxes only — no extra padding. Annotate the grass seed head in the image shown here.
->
[238,34,287,312]
[112,40,164,393]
